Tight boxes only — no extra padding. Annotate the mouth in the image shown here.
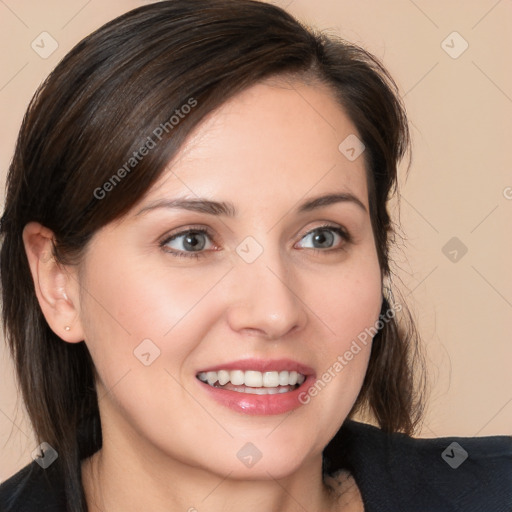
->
[195,359,314,415]
[197,369,306,395]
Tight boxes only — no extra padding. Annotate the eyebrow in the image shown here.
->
[135,192,367,217]
[136,197,237,217]
[299,192,367,214]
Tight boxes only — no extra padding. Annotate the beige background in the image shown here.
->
[1,0,511,482]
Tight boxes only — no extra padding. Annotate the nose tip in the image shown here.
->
[226,261,307,340]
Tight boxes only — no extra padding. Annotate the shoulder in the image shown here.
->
[323,420,512,512]
[0,460,66,512]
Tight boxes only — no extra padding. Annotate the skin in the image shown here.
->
[23,77,382,511]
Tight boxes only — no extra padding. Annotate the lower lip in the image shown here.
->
[197,376,315,415]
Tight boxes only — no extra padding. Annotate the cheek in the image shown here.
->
[298,246,382,435]
[78,250,229,362]
[314,248,383,352]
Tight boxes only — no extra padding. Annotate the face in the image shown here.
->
[73,78,383,479]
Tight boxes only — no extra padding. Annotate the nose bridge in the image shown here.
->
[227,240,306,338]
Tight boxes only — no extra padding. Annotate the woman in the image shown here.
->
[0,1,510,511]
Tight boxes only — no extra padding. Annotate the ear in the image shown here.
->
[22,222,85,343]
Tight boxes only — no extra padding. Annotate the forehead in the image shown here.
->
[143,78,368,210]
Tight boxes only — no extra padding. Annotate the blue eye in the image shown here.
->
[161,229,213,258]
[296,226,349,250]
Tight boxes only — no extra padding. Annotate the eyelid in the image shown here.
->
[159,224,216,243]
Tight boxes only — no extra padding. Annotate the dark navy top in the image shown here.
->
[1,420,511,511]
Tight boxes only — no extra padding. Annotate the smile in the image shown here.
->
[197,370,306,394]
[195,359,314,415]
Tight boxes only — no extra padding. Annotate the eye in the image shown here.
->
[160,228,215,258]
[296,225,350,251]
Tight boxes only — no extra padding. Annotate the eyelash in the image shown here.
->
[159,223,352,259]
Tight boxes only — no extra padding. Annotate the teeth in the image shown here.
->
[206,371,217,386]
[197,370,307,388]
[230,370,245,386]
[224,385,296,395]
[263,371,279,387]
[217,370,230,385]
[245,370,263,387]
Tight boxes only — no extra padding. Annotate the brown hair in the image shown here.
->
[0,1,426,509]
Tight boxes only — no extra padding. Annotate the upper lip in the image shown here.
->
[196,358,315,376]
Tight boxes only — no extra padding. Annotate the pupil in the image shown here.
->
[184,232,205,251]
[313,229,333,248]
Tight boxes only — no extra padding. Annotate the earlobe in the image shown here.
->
[22,222,85,343]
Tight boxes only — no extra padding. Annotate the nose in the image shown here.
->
[225,248,307,340]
